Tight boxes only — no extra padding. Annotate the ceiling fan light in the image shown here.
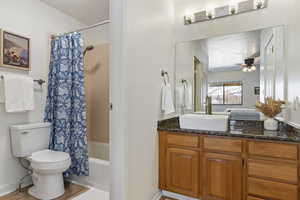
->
[251,65,257,71]
[242,67,248,72]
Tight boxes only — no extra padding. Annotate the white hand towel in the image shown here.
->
[3,74,34,113]
[184,82,193,110]
[161,83,175,115]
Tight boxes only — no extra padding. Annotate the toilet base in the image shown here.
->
[28,172,65,200]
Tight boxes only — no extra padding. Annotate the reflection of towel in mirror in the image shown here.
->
[176,84,184,106]
[184,82,193,110]
[161,83,175,115]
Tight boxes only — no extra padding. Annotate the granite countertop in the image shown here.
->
[157,117,300,143]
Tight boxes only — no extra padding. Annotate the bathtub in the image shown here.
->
[71,142,110,191]
[88,142,110,161]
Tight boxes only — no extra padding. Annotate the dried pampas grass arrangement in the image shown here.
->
[256,97,285,118]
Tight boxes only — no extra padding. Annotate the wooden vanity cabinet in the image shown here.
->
[159,132,200,197]
[202,153,242,200]
[159,131,300,200]
[246,141,299,200]
[165,147,199,197]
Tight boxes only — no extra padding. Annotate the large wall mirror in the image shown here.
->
[175,25,285,116]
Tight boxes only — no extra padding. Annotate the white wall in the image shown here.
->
[174,0,300,125]
[110,0,175,199]
[0,0,83,195]
[207,70,260,112]
[126,0,175,198]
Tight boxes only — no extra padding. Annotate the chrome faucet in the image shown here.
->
[205,96,212,115]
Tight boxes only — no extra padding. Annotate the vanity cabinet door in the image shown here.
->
[203,153,242,200]
[166,147,199,198]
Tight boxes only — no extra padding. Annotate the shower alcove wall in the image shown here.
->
[71,43,111,192]
[84,43,110,161]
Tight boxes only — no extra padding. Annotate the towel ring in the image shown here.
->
[161,70,169,85]
[181,79,187,84]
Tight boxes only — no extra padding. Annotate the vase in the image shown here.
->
[264,118,278,131]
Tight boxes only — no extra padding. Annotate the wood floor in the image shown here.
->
[0,182,88,200]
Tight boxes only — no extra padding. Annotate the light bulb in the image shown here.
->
[184,9,196,24]
[206,6,215,19]
[185,14,195,24]
[251,65,257,71]
[255,0,265,9]
[229,1,238,14]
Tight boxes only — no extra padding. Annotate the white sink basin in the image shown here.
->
[179,114,229,132]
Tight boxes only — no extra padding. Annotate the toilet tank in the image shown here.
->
[10,122,52,157]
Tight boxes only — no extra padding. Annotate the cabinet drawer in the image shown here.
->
[248,159,298,184]
[204,137,242,153]
[247,196,265,200]
[248,177,298,200]
[167,134,199,148]
[248,141,298,160]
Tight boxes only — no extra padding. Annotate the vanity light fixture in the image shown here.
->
[184,0,268,25]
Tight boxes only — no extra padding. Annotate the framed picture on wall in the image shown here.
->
[0,30,30,70]
[254,87,260,95]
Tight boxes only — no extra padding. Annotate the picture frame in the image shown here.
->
[254,87,260,95]
[0,30,30,70]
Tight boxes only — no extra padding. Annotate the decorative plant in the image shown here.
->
[256,97,285,118]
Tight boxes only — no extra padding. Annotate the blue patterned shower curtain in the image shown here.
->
[44,33,89,176]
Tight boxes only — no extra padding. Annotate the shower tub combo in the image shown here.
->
[71,142,110,192]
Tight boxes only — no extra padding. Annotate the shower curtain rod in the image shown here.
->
[51,20,110,39]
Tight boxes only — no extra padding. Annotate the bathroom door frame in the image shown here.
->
[193,56,204,112]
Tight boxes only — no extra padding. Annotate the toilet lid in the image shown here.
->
[31,150,70,163]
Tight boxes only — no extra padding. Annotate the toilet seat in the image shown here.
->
[29,150,71,173]
[31,149,70,163]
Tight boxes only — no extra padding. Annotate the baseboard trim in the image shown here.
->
[162,190,199,200]
[152,190,162,200]
[0,180,32,197]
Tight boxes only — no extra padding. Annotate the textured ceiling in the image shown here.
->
[40,0,109,25]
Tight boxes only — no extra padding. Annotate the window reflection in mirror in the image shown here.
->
[208,82,243,105]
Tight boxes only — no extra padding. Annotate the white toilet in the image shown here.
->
[10,122,71,200]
